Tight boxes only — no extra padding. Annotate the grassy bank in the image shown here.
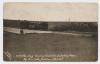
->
[4,32,98,61]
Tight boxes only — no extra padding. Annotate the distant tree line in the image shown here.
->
[4,19,98,32]
[49,22,98,32]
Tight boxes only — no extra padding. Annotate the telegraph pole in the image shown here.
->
[68,17,70,22]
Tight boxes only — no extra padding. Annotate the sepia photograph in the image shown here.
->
[3,2,98,61]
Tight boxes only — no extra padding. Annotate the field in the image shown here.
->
[4,31,98,61]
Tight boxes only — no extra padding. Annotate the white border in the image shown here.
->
[0,0,99,64]
[3,0,98,2]
[0,0,3,64]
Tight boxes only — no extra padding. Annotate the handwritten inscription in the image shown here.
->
[16,54,76,61]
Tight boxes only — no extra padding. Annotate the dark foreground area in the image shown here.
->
[3,32,98,61]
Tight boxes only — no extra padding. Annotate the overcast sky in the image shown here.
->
[4,3,98,22]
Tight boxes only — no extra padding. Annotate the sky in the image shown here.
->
[4,3,98,22]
